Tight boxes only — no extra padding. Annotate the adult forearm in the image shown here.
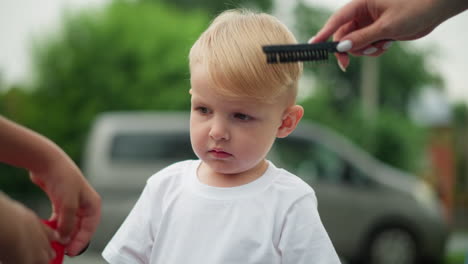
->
[0,116,66,175]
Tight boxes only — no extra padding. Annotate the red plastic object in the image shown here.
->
[42,219,65,264]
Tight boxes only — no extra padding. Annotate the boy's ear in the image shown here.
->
[276,105,304,138]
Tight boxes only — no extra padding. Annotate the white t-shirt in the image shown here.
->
[102,160,341,264]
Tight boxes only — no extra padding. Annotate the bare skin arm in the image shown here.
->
[0,116,101,256]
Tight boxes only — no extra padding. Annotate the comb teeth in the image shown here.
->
[262,42,339,64]
[265,49,329,63]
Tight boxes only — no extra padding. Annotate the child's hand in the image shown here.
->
[0,194,58,264]
[30,153,101,256]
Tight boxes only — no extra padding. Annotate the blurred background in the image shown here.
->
[1,0,467,263]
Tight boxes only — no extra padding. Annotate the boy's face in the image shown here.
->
[189,65,286,176]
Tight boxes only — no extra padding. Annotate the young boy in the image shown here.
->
[102,9,341,264]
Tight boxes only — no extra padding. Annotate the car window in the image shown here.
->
[110,132,196,162]
[274,136,356,185]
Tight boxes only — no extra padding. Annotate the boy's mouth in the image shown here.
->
[209,149,232,159]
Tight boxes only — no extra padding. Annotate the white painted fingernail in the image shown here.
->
[383,41,393,50]
[337,40,352,52]
[337,60,346,72]
[308,36,315,43]
[363,47,378,55]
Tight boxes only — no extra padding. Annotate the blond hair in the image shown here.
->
[189,9,303,104]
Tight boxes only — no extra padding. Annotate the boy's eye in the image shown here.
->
[234,113,251,121]
[195,106,210,114]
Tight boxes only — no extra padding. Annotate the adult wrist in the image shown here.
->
[25,133,69,176]
[435,0,468,22]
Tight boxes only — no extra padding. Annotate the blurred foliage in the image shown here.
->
[144,0,272,15]
[0,0,209,194]
[445,251,467,264]
[452,102,468,195]
[28,0,208,160]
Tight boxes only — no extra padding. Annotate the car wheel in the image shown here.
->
[367,227,418,264]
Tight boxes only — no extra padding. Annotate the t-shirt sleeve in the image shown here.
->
[102,182,159,264]
[278,193,341,264]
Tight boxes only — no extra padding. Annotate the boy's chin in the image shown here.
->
[203,161,239,174]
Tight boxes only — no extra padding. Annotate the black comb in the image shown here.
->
[262,42,339,64]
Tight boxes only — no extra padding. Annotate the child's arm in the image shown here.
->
[278,194,341,263]
[0,116,101,256]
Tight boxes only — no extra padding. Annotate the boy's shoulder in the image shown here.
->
[271,163,313,190]
[146,159,197,188]
[268,162,316,203]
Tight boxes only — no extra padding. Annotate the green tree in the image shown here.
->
[1,0,210,196]
[144,0,273,15]
[26,0,209,165]
[453,102,468,195]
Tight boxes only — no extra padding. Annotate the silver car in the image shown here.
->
[82,111,448,264]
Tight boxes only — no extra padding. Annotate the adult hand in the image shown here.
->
[0,194,58,264]
[0,117,101,257]
[30,154,101,256]
[311,0,468,71]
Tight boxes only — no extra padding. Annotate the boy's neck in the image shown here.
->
[197,160,269,188]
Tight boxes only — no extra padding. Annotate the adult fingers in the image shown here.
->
[332,29,351,71]
[338,19,391,52]
[66,193,101,256]
[39,220,58,262]
[56,199,79,244]
[37,250,54,264]
[65,215,95,255]
[42,221,61,243]
[374,40,393,51]
[336,53,350,72]
[365,40,393,56]
[313,0,366,43]
[348,40,393,57]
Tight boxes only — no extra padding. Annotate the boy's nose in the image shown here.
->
[209,119,229,141]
